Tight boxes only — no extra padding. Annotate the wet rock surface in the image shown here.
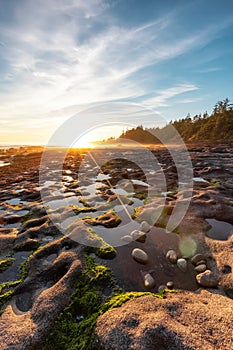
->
[0,144,233,349]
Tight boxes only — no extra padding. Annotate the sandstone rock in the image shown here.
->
[194,264,207,273]
[14,238,40,251]
[144,273,156,289]
[166,250,177,264]
[94,291,233,350]
[0,246,82,350]
[177,258,187,272]
[196,270,220,287]
[131,248,149,264]
[205,235,233,292]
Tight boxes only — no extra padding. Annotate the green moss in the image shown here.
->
[20,252,35,280]
[210,179,222,186]
[78,198,92,207]
[131,206,143,220]
[133,192,147,200]
[86,209,121,228]
[84,232,117,260]
[0,250,36,312]
[0,290,15,308]
[41,255,165,350]
[0,258,14,272]
[71,206,97,215]
[100,291,163,314]
[41,254,113,350]
[0,280,21,294]
[108,209,121,225]
[94,245,116,259]
[20,212,38,224]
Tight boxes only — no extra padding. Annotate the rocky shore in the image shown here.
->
[0,144,232,349]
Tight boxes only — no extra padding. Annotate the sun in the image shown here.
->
[71,125,127,149]
[72,134,94,148]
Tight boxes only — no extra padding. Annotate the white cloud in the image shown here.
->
[0,0,232,143]
[143,84,199,108]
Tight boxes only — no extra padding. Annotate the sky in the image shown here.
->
[0,0,233,145]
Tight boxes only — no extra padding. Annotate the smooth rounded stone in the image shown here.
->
[194,264,207,273]
[177,258,187,272]
[166,250,177,264]
[196,270,220,288]
[191,253,206,266]
[140,221,151,233]
[158,285,167,292]
[196,260,206,266]
[121,235,133,243]
[166,281,174,289]
[131,230,146,243]
[144,273,156,289]
[131,248,149,264]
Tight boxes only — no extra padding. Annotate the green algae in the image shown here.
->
[0,290,15,309]
[71,206,97,215]
[0,249,39,314]
[41,254,164,350]
[210,178,222,186]
[131,206,143,220]
[85,209,121,228]
[0,258,15,272]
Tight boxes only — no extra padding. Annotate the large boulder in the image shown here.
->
[94,291,233,350]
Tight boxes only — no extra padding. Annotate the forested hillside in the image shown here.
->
[119,98,233,142]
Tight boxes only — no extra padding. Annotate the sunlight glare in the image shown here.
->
[71,125,125,149]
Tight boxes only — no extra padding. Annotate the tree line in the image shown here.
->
[119,98,233,142]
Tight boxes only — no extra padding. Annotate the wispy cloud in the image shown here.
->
[142,84,199,108]
[0,0,233,143]
[195,67,224,74]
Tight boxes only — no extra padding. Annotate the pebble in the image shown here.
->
[177,258,187,272]
[121,235,133,243]
[76,315,84,323]
[131,230,146,242]
[140,221,150,233]
[131,248,149,264]
[194,264,207,273]
[158,285,167,292]
[196,270,220,287]
[191,253,206,266]
[144,273,156,289]
[166,281,174,289]
[166,250,177,264]
[196,260,206,266]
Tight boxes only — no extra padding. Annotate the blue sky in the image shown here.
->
[0,0,233,144]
